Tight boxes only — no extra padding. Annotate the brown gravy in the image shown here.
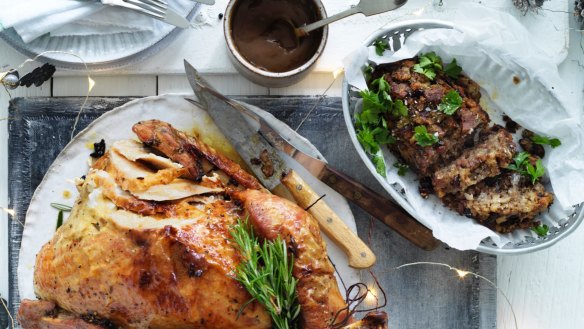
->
[231,0,323,73]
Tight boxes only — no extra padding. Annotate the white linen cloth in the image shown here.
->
[0,0,194,43]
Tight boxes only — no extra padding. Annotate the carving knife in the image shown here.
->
[184,61,440,251]
[185,60,376,268]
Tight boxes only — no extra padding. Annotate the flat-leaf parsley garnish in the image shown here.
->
[444,58,462,79]
[507,151,546,184]
[531,134,561,148]
[414,125,439,147]
[413,52,442,81]
[373,39,390,56]
[438,90,463,115]
[393,162,409,176]
[532,224,549,237]
[355,76,405,177]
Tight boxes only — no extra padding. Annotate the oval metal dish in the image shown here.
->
[341,19,584,255]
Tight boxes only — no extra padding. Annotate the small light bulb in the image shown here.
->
[2,207,15,216]
[332,68,344,79]
[88,77,96,92]
[456,269,469,278]
[412,8,425,16]
[364,285,378,306]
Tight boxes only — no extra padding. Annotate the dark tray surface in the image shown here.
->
[4,96,496,329]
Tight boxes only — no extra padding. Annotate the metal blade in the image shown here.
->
[183,62,328,178]
[233,101,328,177]
[184,61,287,190]
[235,101,327,162]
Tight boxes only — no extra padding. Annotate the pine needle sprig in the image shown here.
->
[230,219,300,329]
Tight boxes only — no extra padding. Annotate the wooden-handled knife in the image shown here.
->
[230,100,440,251]
[185,60,376,268]
[184,60,439,253]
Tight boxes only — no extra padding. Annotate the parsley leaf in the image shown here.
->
[373,39,389,56]
[392,99,408,117]
[531,135,561,148]
[414,125,439,147]
[526,159,545,184]
[532,224,549,237]
[444,59,462,79]
[438,90,463,115]
[357,127,380,154]
[413,52,443,81]
[507,151,546,184]
[371,76,391,94]
[372,127,396,145]
[507,151,530,174]
[373,151,387,177]
[359,90,385,121]
[363,64,374,82]
[393,162,409,176]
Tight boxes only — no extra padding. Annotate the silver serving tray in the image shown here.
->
[342,19,584,255]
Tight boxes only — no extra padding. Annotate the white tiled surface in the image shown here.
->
[1,1,583,328]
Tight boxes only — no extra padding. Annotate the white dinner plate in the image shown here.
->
[0,4,200,70]
[17,94,361,300]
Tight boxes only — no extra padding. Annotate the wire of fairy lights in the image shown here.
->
[357,261,519,329]
[0,51,95,139]
[1,52,94,328]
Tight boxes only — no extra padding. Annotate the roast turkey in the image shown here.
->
[18,120,386,329]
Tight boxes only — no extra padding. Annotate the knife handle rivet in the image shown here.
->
[328,176,337,184]
[360,252,367,258]
[327,217,333,223]
[354,191,362,200]
[296,184,303,191]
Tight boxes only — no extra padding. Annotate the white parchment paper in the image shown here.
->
[344,4,584,250]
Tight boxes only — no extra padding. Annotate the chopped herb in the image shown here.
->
[56,210,64,230]
[363,64,374,82]
[531,135,561,148]
[357,127,380,154]
[438,90,463,115]
[371,126,396,145]
[371,76,391,93]
[50,203,72,212]
[414,125,439,147]
[392,99,408,117]
[373,39,390,56]
[358,90,386,124]
[413,52,442,81]
[444,59,462,79]
[90,139,106,158]
[372,151,387,177]
[507,151,530,174]
[526,159,545,184]
[393,162,409,176]
[532,224,549,237]
[230,219,300,329]
[507,151,546,184]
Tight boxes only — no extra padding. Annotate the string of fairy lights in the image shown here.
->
[1,1,564,327]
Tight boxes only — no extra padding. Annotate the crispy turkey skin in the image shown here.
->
[20,121,386,329]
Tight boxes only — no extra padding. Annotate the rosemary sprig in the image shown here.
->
[230,219,300,329]
[50,203,73,212]
[56,211,64,230]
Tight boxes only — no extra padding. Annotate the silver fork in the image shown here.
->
[102,0,214,28]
